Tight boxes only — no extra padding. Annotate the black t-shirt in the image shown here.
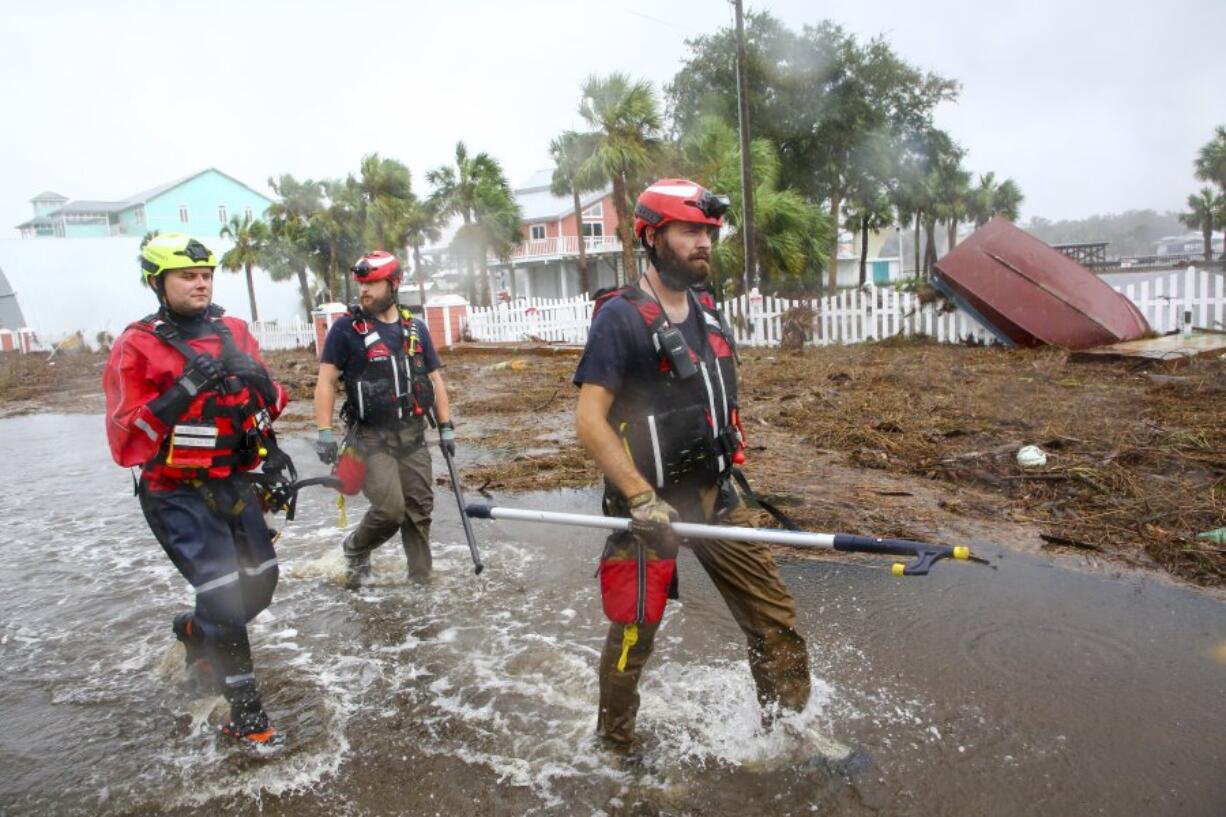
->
[573,293,706,393]
[320,315,442,382]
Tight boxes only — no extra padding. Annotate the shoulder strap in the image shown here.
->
[619,285,669,335]
[692,287,740,364]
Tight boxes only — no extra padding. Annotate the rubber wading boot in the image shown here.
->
[342,533,372,589]
[219,698,283,747]
[172,613,217,695]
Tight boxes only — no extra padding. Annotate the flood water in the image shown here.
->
[2,414,1224,816]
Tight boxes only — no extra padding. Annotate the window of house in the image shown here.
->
[218,205,228,224]
[244,206,253,221]
[529,224,546,241]
[582,222,604,239]
[179,205,189,223]
[582,202,603,219]
[134,207,144,226]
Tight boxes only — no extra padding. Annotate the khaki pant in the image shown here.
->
[345,418,434,578]
[596,484,811,748]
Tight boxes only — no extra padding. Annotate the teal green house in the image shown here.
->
[15,168,273,239]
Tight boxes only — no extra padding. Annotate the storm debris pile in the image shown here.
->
[744,340,1226,586]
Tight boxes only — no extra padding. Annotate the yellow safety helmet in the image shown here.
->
[140,233,217,286]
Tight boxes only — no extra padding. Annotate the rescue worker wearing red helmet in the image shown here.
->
[314,250,454,586]
[574,179,811,752]
[102,233,291,746]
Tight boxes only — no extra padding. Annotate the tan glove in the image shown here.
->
[627,490,679,558]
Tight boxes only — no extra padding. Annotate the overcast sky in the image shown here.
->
[3,0,1223,237]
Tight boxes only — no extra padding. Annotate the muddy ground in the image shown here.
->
[6,339,1224,589]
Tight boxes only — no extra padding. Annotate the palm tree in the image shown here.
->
[266,175,325,317]
[843,193,895,286]
[351,153,414,252]
[397,197,443,307]
[550,130,606,296]
[936,167,971,253]
[1194,126,1226,192]
[681,116,830,295]
[992,179,1023,222]
[577,73,662,285]
[219,214,270,322]
[428,142,518,305]
[1179,187,1225,263]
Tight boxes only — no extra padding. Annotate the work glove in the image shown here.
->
[223,353,278,405]
[627,490,679,559]
[181,354,224,395]
[438,421,456,458]
[316,428,338,464]
[147,354,223,426]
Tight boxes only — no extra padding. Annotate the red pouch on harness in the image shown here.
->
[334,446,366,496]
[599,542,675,625]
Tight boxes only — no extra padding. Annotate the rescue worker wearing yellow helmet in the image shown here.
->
[102,233,290,746]
[574,179,811,752]
[313,251,454,586]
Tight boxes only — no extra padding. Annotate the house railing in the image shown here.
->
[506,235,624,262]
[463,267,1226,347]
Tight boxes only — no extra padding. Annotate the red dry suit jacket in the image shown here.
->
[102,315,289,490]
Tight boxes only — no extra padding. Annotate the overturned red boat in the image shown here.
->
[932,218,1150,349]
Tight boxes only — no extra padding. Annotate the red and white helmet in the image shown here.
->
[633,178,730,242]
[351,251,402,287]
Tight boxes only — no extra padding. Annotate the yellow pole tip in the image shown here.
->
[258,447,268,457]
[891,563,905,576]
[953,546,970,560]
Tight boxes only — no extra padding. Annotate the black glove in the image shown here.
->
[438,421,456,458]
[224,353,278,405]
[316,429,338,464]
[627,490,679,559]
[148,355,222,426]
[181,354,223,395]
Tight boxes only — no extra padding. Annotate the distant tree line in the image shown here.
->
[1023,211,1185,258]
[551,13,1025,297]
[222,12,1036,316]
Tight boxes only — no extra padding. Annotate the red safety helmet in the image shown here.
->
[633,178,730,242]
[351,251,402,288]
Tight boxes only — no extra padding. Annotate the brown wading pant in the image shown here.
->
[596,483,811,749]
[344,417,434,578]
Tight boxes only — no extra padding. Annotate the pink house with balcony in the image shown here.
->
[492,170,639,299]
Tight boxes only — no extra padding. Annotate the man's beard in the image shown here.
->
[653,237,710,291]
[364,289,396,314]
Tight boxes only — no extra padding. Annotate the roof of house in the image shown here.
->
[120,167,273,206]
[26,168,275,224]
[15,216,54,229]
[513,169,611,223]
[0,267,26,330]
[55,200,131,214]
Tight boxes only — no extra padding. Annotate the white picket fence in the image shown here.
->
[463,268,1226,348]
[1111,266,1226,333]
[250,319,315,350]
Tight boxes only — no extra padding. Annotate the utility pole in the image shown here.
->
[733,0,757,295]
